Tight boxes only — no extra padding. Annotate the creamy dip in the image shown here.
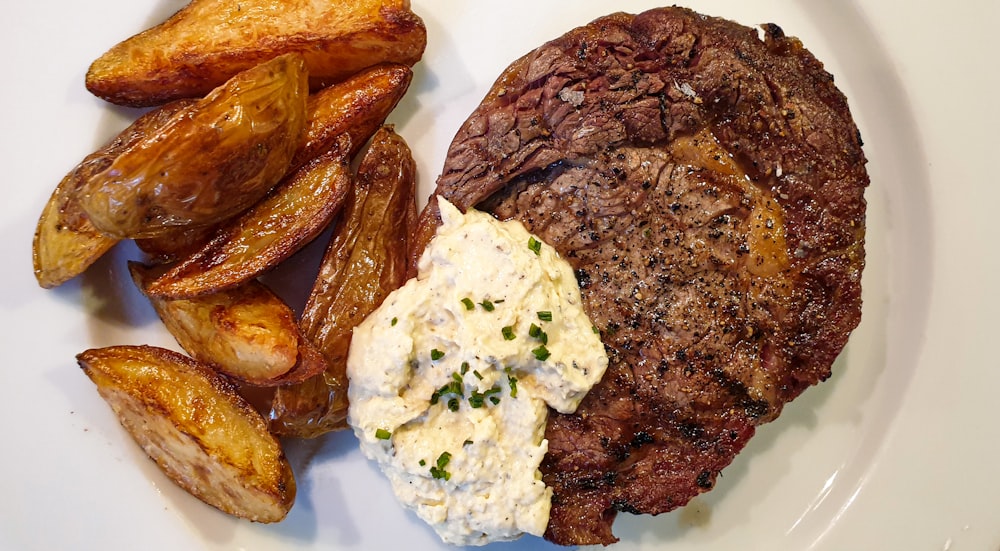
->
[346,198,608,546]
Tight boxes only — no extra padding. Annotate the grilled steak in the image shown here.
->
[412,6,867,545]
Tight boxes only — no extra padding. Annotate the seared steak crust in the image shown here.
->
[414,7,867,545]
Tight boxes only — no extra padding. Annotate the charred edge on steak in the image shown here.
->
[422,6,867,546]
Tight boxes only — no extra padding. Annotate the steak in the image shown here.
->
[412,6,867,545]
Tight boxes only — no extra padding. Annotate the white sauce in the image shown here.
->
[347,198,608,546]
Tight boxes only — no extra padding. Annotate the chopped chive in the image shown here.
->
[502,326,516,340]
[480,299,495,312]
[430,391,440,405]
[437,451,451,469]
[375,428,392,440]
[490,396,501,405]
[473,369,484,380]
[419,459,427,466]
[537,311,553,322]
[430,466,451,481]
[592,325,600,334]
[391,317,398,326]
[528,236,542,255]
[532,345,551,361]
[460,362,470,375]
[431,348,445,361]
[469,391,485,408]
[529,323,548,344]
[452,372,464,383]
[461,297,475,310]
[508,375,518,398]
[448,397,460,412]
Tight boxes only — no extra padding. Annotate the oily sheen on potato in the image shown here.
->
[78,54,309,240]
[77,345,296,522]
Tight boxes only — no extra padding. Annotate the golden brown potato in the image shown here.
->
[130,263,328,386]
[134,224,222,265]
[126,64,411,266]
[144,64,413,299]
[77,345,296,522]
[143,143,352,299]
[270,126,416,437]
[78,54,309,239]
[32,100,193,288]
[85,0,426,107]
[293,63,414,169]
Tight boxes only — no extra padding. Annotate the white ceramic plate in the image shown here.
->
[3,1,999,550]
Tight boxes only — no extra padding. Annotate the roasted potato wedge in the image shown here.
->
[144,143,352,299]
[77,345,296,522]
[32,100,193,288]
[270,126,416,437]
[130,263,328,386]
[79,54,309,239]
[292,63,414,169]
[144,64,413,299]
[134,223,223,265]
[85,0,426,107]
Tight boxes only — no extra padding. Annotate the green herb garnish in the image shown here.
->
[431,348,445,361]
[529,323,548,344]
[502,326,516,340]
[480,299,495,312]
[375,428,392,440]
[528,236,542,255]
[430,452,452,480]
[391,317,398,326]
[537,310,553,322]
[532,345,551,361]
[469,391,485,408]
[461,297,475,310]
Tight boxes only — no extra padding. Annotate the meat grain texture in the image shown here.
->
[413,6,868,546]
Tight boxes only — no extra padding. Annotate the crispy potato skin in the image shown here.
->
[32,100,193,288]
[86,0,426,107]
[293,63,413,168]
[270,126,416,437]
[134,223,222,265]
[145,64,412,299]
[144,144,353,299]
[79,54,309,239]
[130,263,328,386]
[77,345,296,522]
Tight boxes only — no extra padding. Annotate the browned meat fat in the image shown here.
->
[413,6,867,546]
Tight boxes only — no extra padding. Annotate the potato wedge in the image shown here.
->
[134,223,222,265]
[79,54,309,239]
[130,263,328,386]
[144,64,413,299]
[143,142,352,299]
[77,345,296,522]
[85,0,426,107]
[32,100,193,288]
[270,126,416,437]
[292,63,414,169]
